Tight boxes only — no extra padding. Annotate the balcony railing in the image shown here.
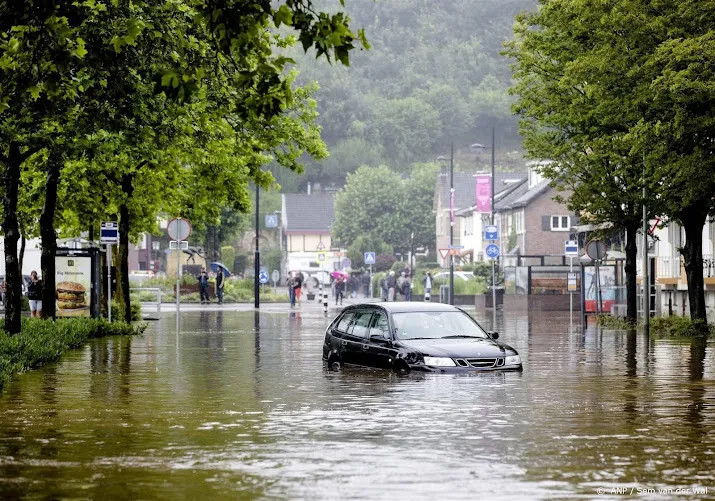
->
[655,254,715,279]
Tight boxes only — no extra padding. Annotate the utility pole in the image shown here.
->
[449,142,455,305]
[254,182,260,309]
[490,127,497,328]
[642,159,649,332]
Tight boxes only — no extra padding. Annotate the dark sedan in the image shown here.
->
[322,302,523,372]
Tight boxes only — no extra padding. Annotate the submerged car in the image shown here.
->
[323,302,522,372]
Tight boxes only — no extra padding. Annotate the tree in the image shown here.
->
[332,163,436,256]
[505,0,662,324]
[347,235,392,269]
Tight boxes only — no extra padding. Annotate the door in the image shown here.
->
[344,310,373,367]
[366,310,394,368]
[331,311,355,364]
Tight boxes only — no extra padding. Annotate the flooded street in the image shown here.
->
[1,308,714,500]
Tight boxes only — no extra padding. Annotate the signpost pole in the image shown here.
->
[569,256,573,328]
[107,245,112,323]
[369,264,373,299]
[176,218,181,315]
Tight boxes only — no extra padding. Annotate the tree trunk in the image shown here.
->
[624,221,638,324]
[681,208,708,327]
[116,173,133,323]
[40,154,61,320]
[2,145,23,334]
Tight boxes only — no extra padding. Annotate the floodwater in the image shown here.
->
[1,307,714,500]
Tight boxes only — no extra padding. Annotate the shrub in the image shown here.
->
[110,299,142,322]
[220,246,235,272]
[0,318,145,393]
[650,316,715,336]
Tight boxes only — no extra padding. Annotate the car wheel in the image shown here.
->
[392,360,410,374]
[327,354,342,371]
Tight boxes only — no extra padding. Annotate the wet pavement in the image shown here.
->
[1,306,714,500]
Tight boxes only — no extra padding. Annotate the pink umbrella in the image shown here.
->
[331,270,349,279]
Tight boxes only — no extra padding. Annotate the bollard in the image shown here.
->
[318,281,323,302]
[424,290,431,302]
[323,289,328,314]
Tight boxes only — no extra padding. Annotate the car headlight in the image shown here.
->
[504,355,521,366]
[423,356,456,367]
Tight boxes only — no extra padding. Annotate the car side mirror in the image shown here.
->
[487,331,499,340]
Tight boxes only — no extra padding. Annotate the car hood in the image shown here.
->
[398,338,517,358]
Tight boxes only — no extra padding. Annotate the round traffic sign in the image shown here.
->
[585,239,607,261]
[485,243,500,259]
[271,270,280,283]
[258,271,269,284]
[167,217,191,241]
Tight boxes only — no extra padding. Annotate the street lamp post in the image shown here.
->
[472,127,497,328]
[437,153,453,304]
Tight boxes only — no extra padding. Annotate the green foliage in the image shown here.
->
[595,314,633,330]
[220,246,236,271]
[0,318,145,393]
[110,299,142,322]
[264,249,282,274]
[293,0,531,177]
[650,317,715,337]
[347,235,392,269]
[332,164,436,255]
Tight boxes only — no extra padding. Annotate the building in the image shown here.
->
[495,166,577,256]
[434,167,526,266]
[281,192,337,284]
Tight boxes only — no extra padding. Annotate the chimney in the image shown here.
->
[307,182,312,195]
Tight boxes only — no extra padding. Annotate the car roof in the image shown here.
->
[343,302,461,314]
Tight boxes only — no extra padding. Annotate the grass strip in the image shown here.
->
[0,318,146,393]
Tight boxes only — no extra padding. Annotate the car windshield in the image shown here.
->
[392,311,488,340]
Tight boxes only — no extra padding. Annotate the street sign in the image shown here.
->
[567,272,578,292]
[364,252,376,265]
[258,270,269,284]
[484,225,498,241]
[265,214,278,228]
[438,249,450,259]
[485,243,500,260]
[585,239,607,261]
[100,221,119,244]
[448,245,464,249]
[317,253,326,262]
[271,269,280,283]
[342,257,351,269]
[565,240,579,257]
[317,240,325,250]
[167,217,191,241]
[169,241,189,250]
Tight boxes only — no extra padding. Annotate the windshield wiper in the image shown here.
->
[441,335,483,339]
[401,337,435,340]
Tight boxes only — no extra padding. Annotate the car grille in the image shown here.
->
[460,358,504,368]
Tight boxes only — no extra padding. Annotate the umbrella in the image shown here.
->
[331,270,349,279]
[209,262,231,276]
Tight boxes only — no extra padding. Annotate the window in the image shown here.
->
[515,210,525,234]
[348,311,373,339]
[463,217,473,236]
[551,215,570,231]
[336,312,355,333]
[369,312,390,339]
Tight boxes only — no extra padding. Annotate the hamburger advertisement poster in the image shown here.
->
[55,256,91,317]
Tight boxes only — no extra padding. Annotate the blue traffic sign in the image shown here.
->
[364,252,376,265]
[485,243,500,259]
[265,214,278,228]
[485,225,498,241]
[258,271,270,284]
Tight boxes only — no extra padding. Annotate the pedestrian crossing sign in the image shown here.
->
[318,253,326,262]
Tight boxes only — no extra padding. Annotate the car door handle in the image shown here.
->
[362,344,368,351]
[341,340,347,346]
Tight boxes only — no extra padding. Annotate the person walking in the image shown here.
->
[423,272,433,301]
[215,268,225,304]
[287,272,297,308]
[380,276,388,301]
[403,273,413,302]
[27,270,43,317]
[335,276,345,305]
[198,268,210,304]
[295,271,304,304]
[386,270,397,302]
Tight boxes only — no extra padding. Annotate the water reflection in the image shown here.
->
[0,310,713,500]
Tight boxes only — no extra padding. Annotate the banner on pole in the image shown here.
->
[475,175,491,213]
